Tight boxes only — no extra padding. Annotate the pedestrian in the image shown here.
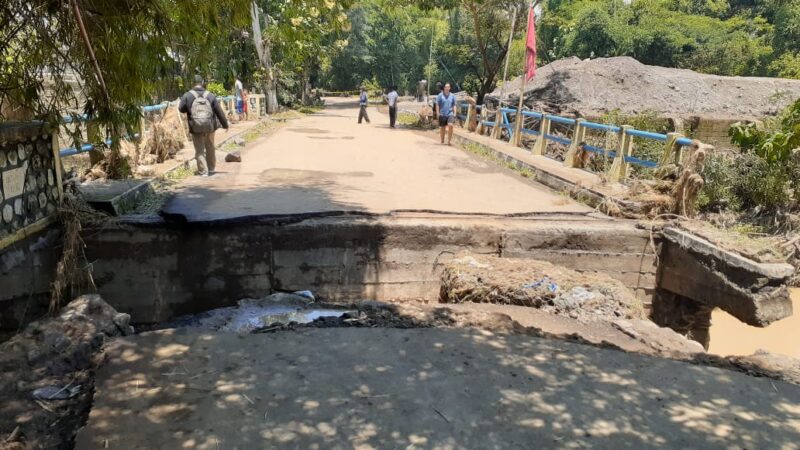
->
[358,86,371,124]
[235,76,244,121]
[436,82,457,145]
[178,75,229,177]
[387,85,399,128]
[242,88,249,119]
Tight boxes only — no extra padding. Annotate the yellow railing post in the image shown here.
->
[492,109,503,139]
[477,107,487,136]
[513,108,523,147]
[607,125,633,183]
[563,118,585,167]
[532,115,551,155]
[659,132,682,167]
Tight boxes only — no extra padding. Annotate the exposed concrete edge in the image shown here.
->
[663,227,794,280]
[157,207,603,227]
[449,132,638,211]
[84,179,154,216]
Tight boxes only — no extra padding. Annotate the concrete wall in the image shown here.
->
[690,117,739,151]
[80,215,658,323]
[0,227,61,340]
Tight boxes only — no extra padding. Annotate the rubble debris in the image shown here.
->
[439,253,644,322]
[225,151,242,162]
[0,295,133,449]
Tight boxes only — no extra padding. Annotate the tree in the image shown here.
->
[1,0,250,175]
[255,0,354,106]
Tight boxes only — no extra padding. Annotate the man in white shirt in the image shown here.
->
[387,85,399,128]
[235,77,244,121]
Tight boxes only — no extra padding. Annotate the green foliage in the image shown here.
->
[1,1,250,125]
[538,0,785,77]
[730,99,800,163]
[206,82,228,97]
[697,153,742,212]
[701,99,800,214]
[698,153,792,213]
[324,2,448,95]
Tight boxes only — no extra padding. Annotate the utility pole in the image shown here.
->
[513,0,539,147]
[494,5,518,139]
[427,24,435,104]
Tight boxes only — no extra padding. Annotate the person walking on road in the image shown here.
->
[387,85,399,128]
[437,82,457,145]
[178,75,229,177]
[235,76,245,122]
[358,87,371,124]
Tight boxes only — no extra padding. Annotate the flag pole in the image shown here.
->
[513,0,538,147]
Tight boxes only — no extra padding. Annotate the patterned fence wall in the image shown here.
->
[0,124,62,245]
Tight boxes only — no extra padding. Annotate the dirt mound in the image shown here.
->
[439,254,644,322]
[489,56,800,119]
[0,295,133,449]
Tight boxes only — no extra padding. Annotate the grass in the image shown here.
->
[462,142,536,179]
[296,105,324,114]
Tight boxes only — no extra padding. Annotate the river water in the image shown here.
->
[708,288,800,358]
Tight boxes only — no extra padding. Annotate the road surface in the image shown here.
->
[76,327,800,449]
[162,100,592,221]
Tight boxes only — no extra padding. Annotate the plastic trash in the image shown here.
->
[33,384,81,400]
[292,290,316,302]
[522,277,558,293]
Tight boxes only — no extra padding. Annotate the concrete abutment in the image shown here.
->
[0,213,794,350]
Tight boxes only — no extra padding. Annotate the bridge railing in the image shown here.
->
[58,93,266,159]
[473,105,695,183]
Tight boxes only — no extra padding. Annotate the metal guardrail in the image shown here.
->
[59,102,174,157]
[58,95,253,158]
[473,105,699,182]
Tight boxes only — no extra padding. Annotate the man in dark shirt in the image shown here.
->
[178,75,229,176]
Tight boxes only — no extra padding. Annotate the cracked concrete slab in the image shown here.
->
[76,328,800,449]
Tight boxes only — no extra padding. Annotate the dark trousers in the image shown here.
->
[358,105,370,123]
[389,106,397,128]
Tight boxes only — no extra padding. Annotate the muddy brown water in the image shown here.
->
[708,288,800,358]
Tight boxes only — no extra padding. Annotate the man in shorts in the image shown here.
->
[436,83,456,145]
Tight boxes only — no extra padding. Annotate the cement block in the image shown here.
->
[659,237,793,327]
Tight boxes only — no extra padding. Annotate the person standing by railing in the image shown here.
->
[178,75,229,177]
[437,82,457,145]
[387,85,399,128]
[358,86,371,124]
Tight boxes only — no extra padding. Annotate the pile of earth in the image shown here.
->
[487,56,800,120]
[439,253,644,322]
[0,295,133,449]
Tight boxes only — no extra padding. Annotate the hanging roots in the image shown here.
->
[672,141,710,217]
[49,191,106,314]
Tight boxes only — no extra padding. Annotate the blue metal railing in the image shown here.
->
[477,106,696,170]
[59,101,176,157]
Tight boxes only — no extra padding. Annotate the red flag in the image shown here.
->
[525,6,537,82]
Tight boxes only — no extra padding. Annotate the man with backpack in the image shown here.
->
[178,75,229,176]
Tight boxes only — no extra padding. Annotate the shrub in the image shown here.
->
[206,81,228,97]
[697,153,741,212]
